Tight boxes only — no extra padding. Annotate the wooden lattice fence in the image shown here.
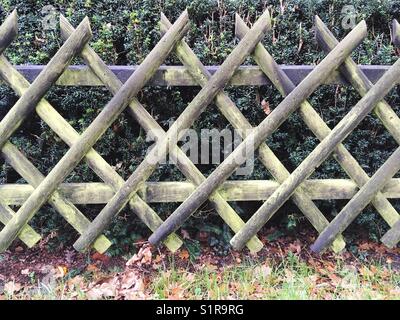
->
[1,9,400,255]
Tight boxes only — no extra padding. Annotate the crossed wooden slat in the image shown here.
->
[233,16,400,249]
[71,10,272,252]
[157,14,348,252]
[0,10,190,252]
[0,12,113,253]
[0,11,41,248]
[59,15,263,253]
[311,18,400,252]
[149,17,400,252]
[229,24,400,250]
[148,18,369,246]
[2,10,399,254]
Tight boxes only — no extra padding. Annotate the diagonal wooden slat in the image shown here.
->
[382,210,400,248]
[237,16,400,252]
[236,15,400,239]
[159,13,345,252]
[379,19,400,248]
[148,19,368,246]
[231,46,400,251]
[0,10,190,252]
[60,15,263,253]
[0,10,18,54]
[73,10,272,252]
[0,16,188,253]
[0,11,111,252]
[0,16,96,251]
[0,14,111,252]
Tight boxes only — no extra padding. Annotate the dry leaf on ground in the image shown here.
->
[126,245,152,267]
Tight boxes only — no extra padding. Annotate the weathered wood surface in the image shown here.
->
[0,202,41,248]
[59,14,261,253]
[0,11,190,252]
[313,16,400,228]
[0,12,41,248]
[1,11,400,255]
[311,146,400,252]
[159,13,344,252]
[73,10,272,252]
[0,54,182,252]
[382,207,400,248]
[148,19,368,246]
[4,179,400,204]
[0,11,113,254]
[1,141,112,253]
[1,64,391,88]
[231,28,400,250]
[0,10,17,55]
[0,17,92,149]
[232,14,400,248]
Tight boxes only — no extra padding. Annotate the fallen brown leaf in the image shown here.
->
[126,245,152,267]
[14,246,24,253]
[86,277,118,300]
[121,271,140,290]
[178,249,190,260]
[92,252,110,264]
[168,285,185,299]
[21,268,30,275]
[67,275,85,291]
[86,264,99,273]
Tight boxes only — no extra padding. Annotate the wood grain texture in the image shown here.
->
[0,17,92,149]
[392,19,400,47]
[313,15,400,228]
[1,141,112,253]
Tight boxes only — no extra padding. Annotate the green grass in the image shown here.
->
[147,253,400,300]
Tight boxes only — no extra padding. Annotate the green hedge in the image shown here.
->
[0,0,399,254]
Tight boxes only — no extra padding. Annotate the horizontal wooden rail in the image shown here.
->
[2,64,390,87]
[2,179,400,205]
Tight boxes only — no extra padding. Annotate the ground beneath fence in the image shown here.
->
[0,230,399,300]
